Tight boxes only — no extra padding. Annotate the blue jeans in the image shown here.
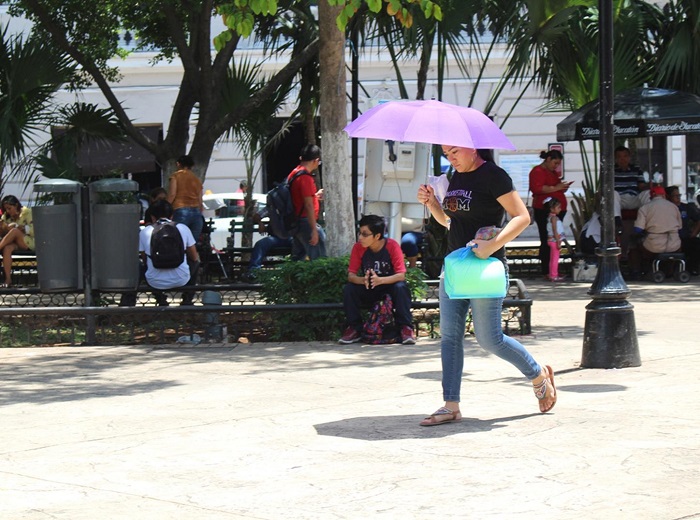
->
[439,275,541,402]
[173,207,204,243]
[292,218,327,260]
[249,235,294,270]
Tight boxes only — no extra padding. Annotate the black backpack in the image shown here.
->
[266,168,310,239]
[150,219,185,269]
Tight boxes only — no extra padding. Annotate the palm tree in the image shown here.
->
[489,0,663,236]
[222,56,295,248]
[654,0,700,94]
[30,102,128,182]
[0,24,76,192]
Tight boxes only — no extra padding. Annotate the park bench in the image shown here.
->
[416,278,532,335]
[0,250,38,287]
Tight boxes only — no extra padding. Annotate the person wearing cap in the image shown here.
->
[288,144,326,260]
[628,185,682,278]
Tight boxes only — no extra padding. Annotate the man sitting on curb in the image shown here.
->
[339,214,415,345]
[121,199,200,306]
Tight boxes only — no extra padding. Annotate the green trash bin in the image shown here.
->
[33,179,83,292]
[89,179,141,291]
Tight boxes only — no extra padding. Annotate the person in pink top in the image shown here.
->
[339,214,415,345]
[529,149,573,277]
[288,144,326,260]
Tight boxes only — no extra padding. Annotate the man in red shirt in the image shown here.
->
[339,214,415,345]
[288,144,326,260]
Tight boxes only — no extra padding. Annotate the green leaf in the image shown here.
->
[336,10,348,31]
[367,0,382,12]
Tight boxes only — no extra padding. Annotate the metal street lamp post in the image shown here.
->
[581,0,641,368]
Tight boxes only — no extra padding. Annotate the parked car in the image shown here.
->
[202,192,268,250]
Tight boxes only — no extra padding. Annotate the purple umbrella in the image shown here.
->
[344,99,516,150]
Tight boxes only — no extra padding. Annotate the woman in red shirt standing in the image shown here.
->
[529,150,572,277]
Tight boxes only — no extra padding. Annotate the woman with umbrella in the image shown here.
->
[344,99,557,423]
[417,145,557,425]
[528,150,572,279]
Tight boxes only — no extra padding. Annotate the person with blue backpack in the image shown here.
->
[287,144,326,260]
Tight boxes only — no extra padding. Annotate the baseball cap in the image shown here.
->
[650,186,665,197]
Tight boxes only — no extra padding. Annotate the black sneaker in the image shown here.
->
[338,327,362,344]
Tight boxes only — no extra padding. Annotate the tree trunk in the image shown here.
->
[318,2,356,257]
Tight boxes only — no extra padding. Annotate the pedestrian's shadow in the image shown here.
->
[315,413,538,441]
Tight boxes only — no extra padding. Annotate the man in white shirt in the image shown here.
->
[139,199,200,306]
[628,186,682,278]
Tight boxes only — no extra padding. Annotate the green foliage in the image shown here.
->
[404,264,428,300]
[0,23,77,190]
[327,0,443,31]
[217,0,279,41]
[256,256,427,341]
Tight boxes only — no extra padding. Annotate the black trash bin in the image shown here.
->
[89,179,141,291]
[33,179,83,292]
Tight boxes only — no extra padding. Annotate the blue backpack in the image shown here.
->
[266,168,309,239]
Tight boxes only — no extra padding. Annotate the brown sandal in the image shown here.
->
[533,365,557,413]
[419,407,462,427]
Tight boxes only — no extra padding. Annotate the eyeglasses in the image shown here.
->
[358,231,375,238]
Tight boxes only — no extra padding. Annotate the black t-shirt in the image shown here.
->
[441,161,513,258]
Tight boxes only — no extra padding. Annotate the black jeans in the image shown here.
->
[342,281,413,330]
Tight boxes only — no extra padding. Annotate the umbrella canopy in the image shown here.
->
[556,87,700,141]
[344,99,515,150]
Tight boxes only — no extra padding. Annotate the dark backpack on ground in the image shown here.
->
[150,219,185,269]
[362,294,401,345]
[266,168,310,239]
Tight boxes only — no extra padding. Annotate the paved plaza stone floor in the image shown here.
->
[1,278,700,519]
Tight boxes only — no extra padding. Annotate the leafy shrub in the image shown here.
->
[256,257,427,341]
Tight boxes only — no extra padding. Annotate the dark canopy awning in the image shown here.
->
[556,87,700,141]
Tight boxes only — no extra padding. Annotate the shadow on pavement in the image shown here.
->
[0,350,182,406]
[315,413,539,441]
[558,383,627,393]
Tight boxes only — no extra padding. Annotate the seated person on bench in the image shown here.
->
[121,199,200,306]
[0,195,34,288]
[242,208,299,282]
[339,214,415,345]
[628,186,682,278]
